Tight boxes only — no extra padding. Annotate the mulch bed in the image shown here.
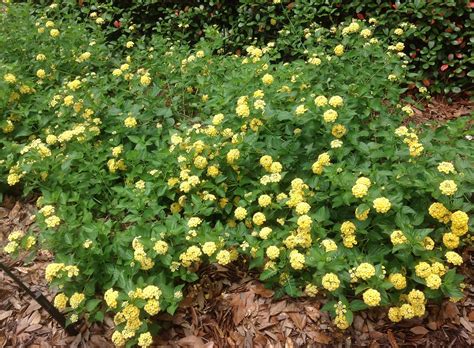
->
[410,96,473,125]
[1,98,473,347]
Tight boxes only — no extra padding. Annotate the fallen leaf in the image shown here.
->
[0,311,13,321]
[410,326,429,336]
[29,311,42,326]
[312,332,331,344]
[177,335,206,348]
[460,317,472,332]
[387,330,399,348]
[25,324,43,332]
[251,283,274,298]
[288,312,306,330]
[353,315,365,332]
[304,306,320,322]
[269,301,286,316]
[443,302,460,321]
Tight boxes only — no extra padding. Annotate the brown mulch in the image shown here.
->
[1,99,473,347]
[410,97,473,124]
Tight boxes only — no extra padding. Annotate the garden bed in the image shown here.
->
[1,200,473,347]
[1,2,473,347]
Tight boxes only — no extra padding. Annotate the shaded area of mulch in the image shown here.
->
[1,199,473,347]
[0,98,473,347]
[410,97,473,125]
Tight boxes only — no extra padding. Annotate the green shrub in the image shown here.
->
[1,2,472,347]
[67,0,472,95]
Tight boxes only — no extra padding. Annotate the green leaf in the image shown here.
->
[350,299,368,311]
[85,299,102,312]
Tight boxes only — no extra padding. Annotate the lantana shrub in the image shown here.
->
[1,2,472,347]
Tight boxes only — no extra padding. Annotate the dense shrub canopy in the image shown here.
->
[0,2,472,347]
[73,0,473,95]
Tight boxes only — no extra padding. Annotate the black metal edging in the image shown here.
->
[0,260,79,336]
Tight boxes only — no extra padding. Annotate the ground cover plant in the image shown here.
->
[1,2,473,347]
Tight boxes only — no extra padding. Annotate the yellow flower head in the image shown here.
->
[334,44,344,56]
[363,288,381,307]
[389,273,407,290]
[373,197,391,213]
[322,273,340,291]
[355,263,375,280]
[234,207,247,220]
[439,180,457,196]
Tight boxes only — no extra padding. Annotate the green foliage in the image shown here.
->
[65,0,473,95]
[0,2,472,345]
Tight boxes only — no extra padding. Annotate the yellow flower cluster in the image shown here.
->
[389,273,407,290]
[355,207,370,221]
[261,73,274,85]
[322,273,340,291]
[334,44,344,56]
[395,127,424,157]
[132,238,154,270]
[312,152,331,175]
[226,148,240,164]
[259,227,272,239]
[124,116,137,128]
[45,262,65,282]
[234,206,247,220]
[323,109,338,123]
[289,249,305,270]
[266,245,280,260]
[442,232,459,249]
[373,197,391,214]
[321,239,337,252]
[450,211,469,236]
[53,293,68,310]
[390,230,407,245]
[179,245,202,267]
[342,22,360,35]
[258,194,272,208]
[389,289,427,322]
[414,260,447,289]
[104,288,119,308]
[153,240,169,255]
[428,202,451,223]
[439,180,457,196]
[355,263,375,280]
[351,176,371,198]
[437,161,455,174]
[445,251,463,266]
[202,241,217,256]
[331,124,346,138]
[216,250,231,265]
[253,212,266,226]
[333,301,349,329]
[138,332,153,347]
[363,288,381,307]
[304,283,318,297]
[69,292,85,309]
[340,221,357,248]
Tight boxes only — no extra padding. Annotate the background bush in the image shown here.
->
[65,0,474,95]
